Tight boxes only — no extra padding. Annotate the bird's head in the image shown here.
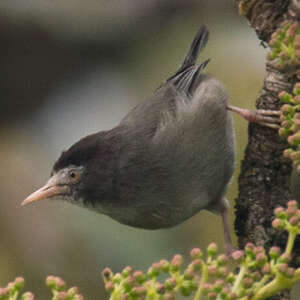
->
[22,131,118,209]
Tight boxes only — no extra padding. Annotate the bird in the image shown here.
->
[22,26,280,254]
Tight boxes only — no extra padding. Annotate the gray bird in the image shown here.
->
[22,26,279,253]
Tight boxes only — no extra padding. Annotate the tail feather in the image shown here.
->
[166,25,210,95]
[179,25,209,71]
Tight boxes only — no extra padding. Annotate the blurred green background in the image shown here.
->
[0,0,298,299]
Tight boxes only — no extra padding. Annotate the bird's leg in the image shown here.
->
[220,206,234,256]
[227,105,281,129]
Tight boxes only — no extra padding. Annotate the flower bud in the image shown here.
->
[279,91,293,103]
[170,255,183,272]
[105,282,115,293]
[46,276,66,291]
[281,104,295,115]
[21,292,35,300]
[202,283,213,295]
[179,280,196,296]
[131,286,147,297]
[256,253,267,267]
[269,246,281,259]
[102,268,113,281]
[217,266,229,278]
[274,207,287,219]
[112,273,122,284]
[14,277,25,290]
[277,263,288,275]
[278,253,291,263]
[159,259,170,272]
[0,288,9,296]
[252,271,262,281]
[217,254,228,266]
[190,248,203,259]
[207,243,218,257]
[207,265,218,277]
[231,250,244,263]
[57,291,67,299]
[147,266,160,278]
[262,264,271,274]
[190,259,202,271]
[122,266,133,278]
[242,277,254,289]
[123,276,135,292]
[272,218,285,229]
[213,279,224,292]
[207,291,217,299]
[133,271,146,284]
[226,272,235,284]
[156,283,166,295]
[183,268,195,280]
[294,83,300,95]
[283,148,294,158]
[165,278,177,291]
[289,216,299,226]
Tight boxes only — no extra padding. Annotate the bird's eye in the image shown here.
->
[69,170,80,182]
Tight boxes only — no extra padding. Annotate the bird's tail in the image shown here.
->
[179,25,209,71]
[167,25,210,94]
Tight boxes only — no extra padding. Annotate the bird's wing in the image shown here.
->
[119,25,211,138]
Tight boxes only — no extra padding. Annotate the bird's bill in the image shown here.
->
[22,179,68,206]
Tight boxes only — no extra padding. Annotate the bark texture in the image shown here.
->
[235,1,300,299]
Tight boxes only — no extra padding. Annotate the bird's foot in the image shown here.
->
[227,105,281,129]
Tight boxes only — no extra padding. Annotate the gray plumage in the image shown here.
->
[24,26,236,232]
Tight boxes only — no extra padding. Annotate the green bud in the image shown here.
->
[133,271,146,284]
[207,243,218,257]
[278,253,291,263]
[294,83,300,95]
[216,254,228,266]
[122,266,133,278]
[269,246,281,259]
[226,272,235,284]
[105,282,115,293]
[272,218,285,229]
[207,265,218,277]
[242,277,254,289]
[213,279,224,292]
[277,263,289,275]
[160,259,170,272]
[156,283,166,295]
[123,276,135,292]
[190,248,203,259]
[165,278,177,291]
[21,292,34,300]
[289,216,299,226]
[131,286,147,297]
[262,264,271,274]
[183,268,195,280]
[231,250,244,263]
[190,259,202,271]
[274,207,287,219]
[202,283,213,295]
[279,91,293,103]
[170,255,183,272]
[112,273,122,284]
[179,280,196,296]
[147,266,159,278]
[283,148,294,158]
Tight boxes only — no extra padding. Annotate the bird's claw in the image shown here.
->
[227,105,281,129]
